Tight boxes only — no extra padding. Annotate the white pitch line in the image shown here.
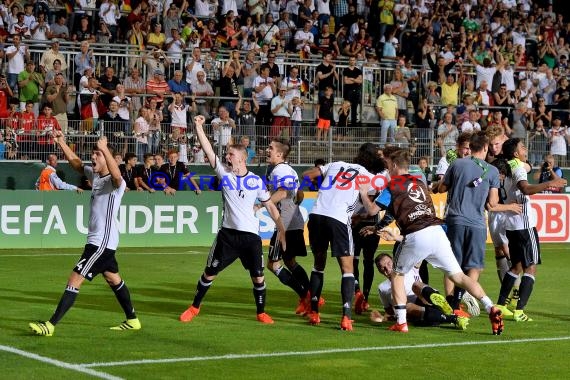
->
[0,345,123,380]
[81,336,570,368]
[0,251,204,258]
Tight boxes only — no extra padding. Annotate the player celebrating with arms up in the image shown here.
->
[30,132,140,336]
[179,115,287,324]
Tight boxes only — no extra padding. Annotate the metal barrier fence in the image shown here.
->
[1,119,564,168]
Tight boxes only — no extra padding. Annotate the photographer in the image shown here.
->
[533,154,564,193]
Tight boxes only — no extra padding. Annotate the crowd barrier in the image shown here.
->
[1,191,568,249]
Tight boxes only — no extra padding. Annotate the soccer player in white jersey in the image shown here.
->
[179,115,287,324]
[30,132,139,336]
[265,138,314,314]
[301,143,385,331]
[495,138,566,322]
[372,251,469,330]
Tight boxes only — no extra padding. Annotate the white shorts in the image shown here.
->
[393,225,462,276]
[488,211,508,247]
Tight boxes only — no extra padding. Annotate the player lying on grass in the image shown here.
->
[363,229,468,329]
[30,132,140,337]
[358,149,504,334]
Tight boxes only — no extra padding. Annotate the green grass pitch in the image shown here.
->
[1,244,569,379]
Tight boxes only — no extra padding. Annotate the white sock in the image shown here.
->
[480,296,494,313]
[394,305,407,324]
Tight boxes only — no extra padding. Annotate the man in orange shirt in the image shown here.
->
[36,154,82,192]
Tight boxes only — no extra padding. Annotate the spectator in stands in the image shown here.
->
[112,84,132,126]
[315,51,338,100]
[390,68,409,119]
[533,154,564,193]
[50,13,69,41]
[71,15,96,44]
[126,19,147,68]
[5,34,29,92]
[168,70,191,96]
[528,119,549,166]
[461,109,482,133]
[192,70,214,119]
[99,0,120,42]
[0,73,13,118]
[160,149,201,195]
[19,101,36,158]
[235,94,259,150]
[136,153,158,193]
[211,105,236,148]
[316,85,334,142]
[270,86,292,140]
[437,112,459,157]
[119,152,139,191]
[98,66,121,109]
[426,50,457,86]
[184,46,204,90]
[79,76,100,134]
[18,61,43,116]
[376,83,397,147]
[163,4,183,39]
[549,117,567,166]
[258,13,280,46]
[553,77,570,122]
[30,11,50,41]
[294,20,314,55]
[39,40,67,76]
[101,100,128,153]
[133,108,150,163]
[44,59,66,87]
[146,97,162,154]
[253,65,275,136]
[510,102,531,139]
[218,62,240,119]
[43,73,69,134]
[343,56,362,128]
[143,48,172,79]
[36,154,82,192]
[493,83,514,118]
[165,28,186,64]
[36,102,61,152]
[147,22,166,50]
[476,80,494,128]
[123,67,145,121]
[169,92,190,136]
[10,12,31,39]
[73,41,95,90]
[145,69,170,103]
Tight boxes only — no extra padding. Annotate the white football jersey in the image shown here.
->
[504,163,536,230]
[266,162,304,231]
[84,166,126,250]
[310,161,375,224]
[378,267,421,309]
[215,157,270,234]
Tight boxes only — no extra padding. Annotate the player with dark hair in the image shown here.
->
[30,132,140,336]
[264,138,314,314]
[301,143,385,331]
[494,138,567,321]
[370,250,469,330]
[359,149,503,334]
[437,131,500,311]
[179,115,287,324]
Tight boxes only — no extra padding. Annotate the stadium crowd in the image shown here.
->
[0,0,568,172]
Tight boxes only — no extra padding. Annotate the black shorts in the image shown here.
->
[308,214,353,258]
[205,228,264,277]
[268,229,308,262]
[73,244,119,281]
[352,222,380,258]
[506,228,541,268]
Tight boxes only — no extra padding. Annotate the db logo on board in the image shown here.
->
[530,195,570,242]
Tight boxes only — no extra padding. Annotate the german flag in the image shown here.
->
[64,0,75,14]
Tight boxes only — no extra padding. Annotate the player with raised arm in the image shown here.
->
[301,143,385,331]
[179,115,287,324]
[359,149,503,334]
[29,132,140,336]
[495,138,567,322]
[265,138,315,315]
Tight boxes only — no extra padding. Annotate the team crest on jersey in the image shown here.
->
[407,182,426,203]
